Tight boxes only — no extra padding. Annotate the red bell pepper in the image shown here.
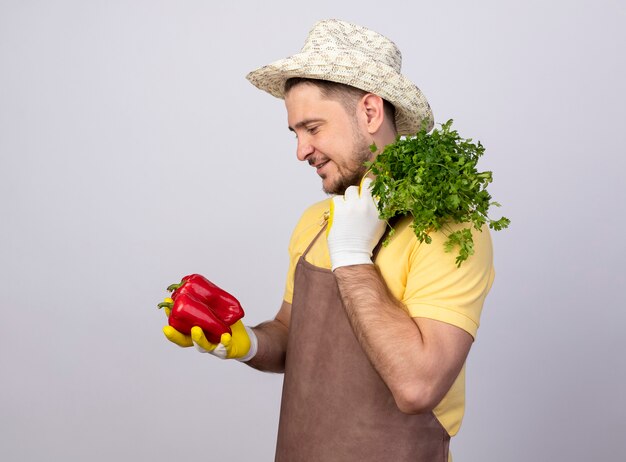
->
[167,274,245,326]
[158,293,231,344]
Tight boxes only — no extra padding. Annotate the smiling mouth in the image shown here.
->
[315,160,329,173]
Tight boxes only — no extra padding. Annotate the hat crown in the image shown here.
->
[301,19,402,71]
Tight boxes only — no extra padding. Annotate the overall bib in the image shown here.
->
[275,227,450,462]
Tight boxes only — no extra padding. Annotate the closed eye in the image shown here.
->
[288,118,325,136]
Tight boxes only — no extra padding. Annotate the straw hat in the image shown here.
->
[246,19,434,135]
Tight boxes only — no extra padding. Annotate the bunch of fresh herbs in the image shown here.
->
[366,119,510,267]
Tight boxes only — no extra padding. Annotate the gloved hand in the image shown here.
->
[191,320,258,361]
[161,299,258,362]
[327,177,387,271]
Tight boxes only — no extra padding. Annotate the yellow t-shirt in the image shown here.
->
[283,198,495,436]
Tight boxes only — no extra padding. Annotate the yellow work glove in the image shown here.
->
[161,297,257,362]
[327,177,386,271]
[191,320,258,361]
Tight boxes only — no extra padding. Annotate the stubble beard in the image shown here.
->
[322,131,373,195]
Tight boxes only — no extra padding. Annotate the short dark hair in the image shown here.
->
[284,78,397,132]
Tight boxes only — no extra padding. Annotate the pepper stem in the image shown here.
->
[157,301,173,310]
[167,281,184,292]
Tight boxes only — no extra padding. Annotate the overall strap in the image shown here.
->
[301,223,328,259]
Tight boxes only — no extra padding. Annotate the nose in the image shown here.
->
[296,137,314,162]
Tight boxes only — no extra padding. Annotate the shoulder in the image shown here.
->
[297,198,332,223]
[377,218,495,338]
[285,198,332,256]
[378,217,493,270]
[289,198,331,245]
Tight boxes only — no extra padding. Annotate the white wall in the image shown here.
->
[1,1,624,460]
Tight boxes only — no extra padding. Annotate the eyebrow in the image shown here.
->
[288,118,325,132]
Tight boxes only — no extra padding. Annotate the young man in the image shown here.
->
[163,19,495,461]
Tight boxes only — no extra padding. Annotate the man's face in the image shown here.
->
[285,84,372,195]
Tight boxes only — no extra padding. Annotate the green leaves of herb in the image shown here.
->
[366,119,510,267]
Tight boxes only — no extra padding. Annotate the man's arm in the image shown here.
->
[245,300,291,373]
[334,264,473,414]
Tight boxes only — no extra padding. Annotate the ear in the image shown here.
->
[359,93,386,135]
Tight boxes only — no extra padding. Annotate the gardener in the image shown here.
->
[163,19,495,461]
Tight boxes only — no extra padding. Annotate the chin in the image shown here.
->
[320,176,336,195]
[320,169,363,195]
[322,179,349,195]
[321,183,338,195]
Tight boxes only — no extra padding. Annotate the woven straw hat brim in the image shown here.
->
[247,50,434,136]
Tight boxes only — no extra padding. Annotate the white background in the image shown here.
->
[1,0,624,460]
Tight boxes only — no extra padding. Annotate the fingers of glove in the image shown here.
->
[343,184,360,201]
[220,332,232,348]
[358,178,382,216]
[225,320,251,359]
[191,326,218,353]
[327,197,336,237]
[214,333,234,359]
[327,193,352,234]
[359,177,374,197]
[210,343,229,359]
[193,329,228,359]
[163,325,193,348]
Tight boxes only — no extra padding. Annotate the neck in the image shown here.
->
[371,124,398,158]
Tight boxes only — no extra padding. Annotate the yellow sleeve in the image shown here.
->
[282,199,332,304]
[403,223,495,339]
[282,228,299,305]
